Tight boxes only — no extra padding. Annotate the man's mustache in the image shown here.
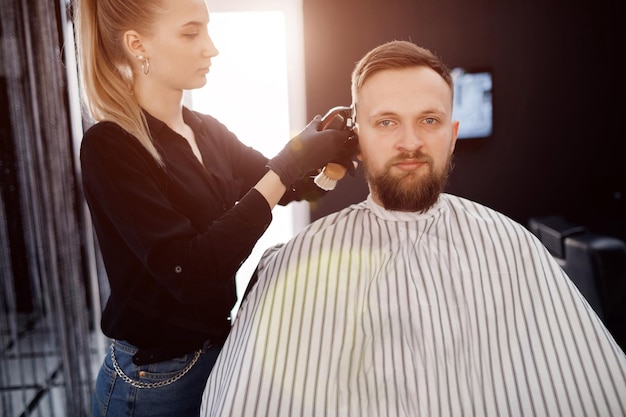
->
[387,152,432,167]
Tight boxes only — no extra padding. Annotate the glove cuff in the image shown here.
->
[266,152,300,188]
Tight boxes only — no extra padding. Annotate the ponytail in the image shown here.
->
[73,0,164,165]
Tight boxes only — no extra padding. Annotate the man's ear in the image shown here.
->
[450,119,460,154]
[123,30,146,58]
[353,123,364,161]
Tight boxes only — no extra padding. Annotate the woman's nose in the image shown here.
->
[203,33,219,58]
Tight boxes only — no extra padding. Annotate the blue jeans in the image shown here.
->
[91,340,222,417]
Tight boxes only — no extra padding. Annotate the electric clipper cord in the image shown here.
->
[314,105,356,191]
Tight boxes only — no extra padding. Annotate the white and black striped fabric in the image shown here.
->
[201,194,626,417]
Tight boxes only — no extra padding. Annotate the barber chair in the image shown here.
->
[529,216,626,352]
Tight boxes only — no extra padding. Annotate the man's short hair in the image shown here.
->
[351,40,453,105]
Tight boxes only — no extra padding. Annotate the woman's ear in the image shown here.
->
[123,30,145,58]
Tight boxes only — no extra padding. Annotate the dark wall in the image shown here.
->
[303,0,624,240]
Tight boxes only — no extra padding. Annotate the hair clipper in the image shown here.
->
[314,105,356,191]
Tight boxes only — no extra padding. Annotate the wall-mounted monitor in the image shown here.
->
[451,67,493,139]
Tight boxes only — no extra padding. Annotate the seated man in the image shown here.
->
[201,40,626,417]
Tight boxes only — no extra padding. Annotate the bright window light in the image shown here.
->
[190,12,290,157]
[188,10,306,316]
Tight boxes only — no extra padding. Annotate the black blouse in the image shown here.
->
[80,107,322,351]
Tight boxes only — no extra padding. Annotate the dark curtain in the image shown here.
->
[1,0,96,415]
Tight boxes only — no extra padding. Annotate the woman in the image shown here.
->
[73,0,354,415]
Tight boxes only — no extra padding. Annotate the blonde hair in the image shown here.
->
[73,0,166,165]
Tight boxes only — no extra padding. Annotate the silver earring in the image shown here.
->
[136,55,150,75]
[141,57,150,75]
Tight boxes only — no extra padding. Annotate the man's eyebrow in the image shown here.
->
[368,111,398,119]
[422,108,447,116]
[368,108,445,119]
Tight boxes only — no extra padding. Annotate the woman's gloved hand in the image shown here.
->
[266,116,354,187]
[332,135,359,177]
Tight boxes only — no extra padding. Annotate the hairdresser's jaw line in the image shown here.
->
[135,0,217,95]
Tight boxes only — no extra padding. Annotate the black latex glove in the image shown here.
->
[267,116,354,187]
[331,134,359,177]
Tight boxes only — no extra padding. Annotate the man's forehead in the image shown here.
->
[356,67,453,117]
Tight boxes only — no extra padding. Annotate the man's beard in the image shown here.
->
[364,151,453,212]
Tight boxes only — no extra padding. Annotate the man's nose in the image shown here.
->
[396,125,423,151]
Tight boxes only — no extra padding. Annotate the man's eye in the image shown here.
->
[424,118,437,125]
[184,33,199,38]
[378,120,393,127]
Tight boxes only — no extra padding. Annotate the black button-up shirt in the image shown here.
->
[80,107,322,350]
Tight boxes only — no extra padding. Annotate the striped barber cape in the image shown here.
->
[201,193,626,417]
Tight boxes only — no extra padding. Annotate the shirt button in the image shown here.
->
[175,266,182,273]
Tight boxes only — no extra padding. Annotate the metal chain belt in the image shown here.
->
[110,341,201,389]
